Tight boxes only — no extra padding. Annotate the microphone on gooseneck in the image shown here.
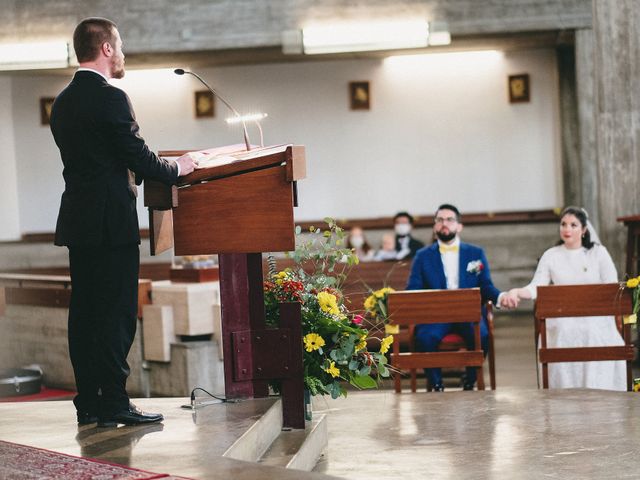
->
[174,68,251,151]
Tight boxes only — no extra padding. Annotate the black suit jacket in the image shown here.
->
[394,234,425,259]
[50,70,178,247]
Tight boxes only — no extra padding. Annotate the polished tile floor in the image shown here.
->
[1,312,639,479]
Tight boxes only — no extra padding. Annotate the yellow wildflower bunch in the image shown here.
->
[355,334,367,352]
[275,269,292,286]
[624,276,640,325]
[364,287,395,322]
[374,287,395,299]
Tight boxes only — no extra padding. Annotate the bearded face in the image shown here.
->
[108,29,125,79]
[433,208,461,243]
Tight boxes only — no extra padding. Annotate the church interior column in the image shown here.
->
[592,0,640,269]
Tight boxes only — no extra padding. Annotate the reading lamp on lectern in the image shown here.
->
[174,68,252,151]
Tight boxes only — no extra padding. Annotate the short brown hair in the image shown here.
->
[73,17,117,63]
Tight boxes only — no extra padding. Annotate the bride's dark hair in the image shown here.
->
[557,206,595,249]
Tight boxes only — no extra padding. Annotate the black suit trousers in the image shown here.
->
[68,244,139,416]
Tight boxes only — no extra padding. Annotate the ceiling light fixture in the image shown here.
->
[0,41,70,71]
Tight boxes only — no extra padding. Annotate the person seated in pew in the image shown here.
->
[373,233,400,261]
[393,211,425,260]
[406,204,516,391]
[346,226,375,262]
[504,206,625,391]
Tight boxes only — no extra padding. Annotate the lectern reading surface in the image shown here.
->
[144,143,306,428]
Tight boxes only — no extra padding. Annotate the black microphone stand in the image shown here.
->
[174,68,251,151]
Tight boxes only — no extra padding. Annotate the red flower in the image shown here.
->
[352,314,364,325]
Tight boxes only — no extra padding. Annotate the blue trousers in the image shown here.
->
[415,320,488,387]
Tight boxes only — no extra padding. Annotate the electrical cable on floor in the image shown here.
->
[180,387,240,409]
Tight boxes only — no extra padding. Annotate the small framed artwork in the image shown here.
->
[40,97,55,125]
[194,90,215,118]
[508,74,530,103]
[349,81,370,110]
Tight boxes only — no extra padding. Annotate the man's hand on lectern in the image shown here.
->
[176,152,198,177]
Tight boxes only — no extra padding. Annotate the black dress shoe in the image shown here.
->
[98,403,163,427]
[432,384,445,392]
[77,412,98,425]
[462,383,475,391]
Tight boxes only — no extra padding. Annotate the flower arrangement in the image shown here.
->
[264,219,392,399]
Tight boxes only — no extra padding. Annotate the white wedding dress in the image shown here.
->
[524,244,626,391]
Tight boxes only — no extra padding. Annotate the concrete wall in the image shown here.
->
[0,77,21,241]
[0,1,592,52]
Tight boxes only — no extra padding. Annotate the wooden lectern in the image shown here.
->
[144,144,306,428]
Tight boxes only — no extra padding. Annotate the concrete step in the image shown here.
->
[259,414,328,471]
[222,396,329,471]
[222,398,283,462]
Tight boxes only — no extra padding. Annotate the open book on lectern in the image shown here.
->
[165,143,291,169]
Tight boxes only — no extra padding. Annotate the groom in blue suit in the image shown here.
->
[406,204,512,391]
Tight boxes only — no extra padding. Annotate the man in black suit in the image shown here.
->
[393,211,424,259]
[50,17,197,427]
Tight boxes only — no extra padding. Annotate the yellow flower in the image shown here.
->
[325,361,340,378]
[317,291,340,315]
[385,324,400,335]
[379,335,394,354]
[374,287,395,299]
[275,270,290,286]
[364,294,376,311]
[304,333,325,352]
[355,335,367,352]
[627,278,640,289]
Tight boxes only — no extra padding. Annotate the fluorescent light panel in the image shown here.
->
[0,41,69,70]
[302,21,429,54]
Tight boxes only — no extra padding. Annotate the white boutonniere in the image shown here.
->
[466,259,484,275]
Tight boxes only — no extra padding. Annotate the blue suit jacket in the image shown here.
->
[406,241,500,305]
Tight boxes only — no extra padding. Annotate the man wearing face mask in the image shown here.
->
[393,212,424,260]
[406,204,515,391]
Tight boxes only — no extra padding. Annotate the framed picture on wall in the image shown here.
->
[349,81,370,110]
[40,97,55,125]
[508,74,530,103]
[195,90,215,118]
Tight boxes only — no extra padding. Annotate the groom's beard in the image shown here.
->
[435,230,456,243]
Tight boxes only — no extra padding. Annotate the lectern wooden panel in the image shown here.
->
[172,164,294,255]
[145,144,304,256]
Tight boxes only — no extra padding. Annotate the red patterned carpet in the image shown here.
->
[0,387,75,402]
[0,440,192,479]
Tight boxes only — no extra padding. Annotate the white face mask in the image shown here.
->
[395,224,412,236]
[350,236,364,248]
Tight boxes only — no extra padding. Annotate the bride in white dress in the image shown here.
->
[506,207,626,391]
